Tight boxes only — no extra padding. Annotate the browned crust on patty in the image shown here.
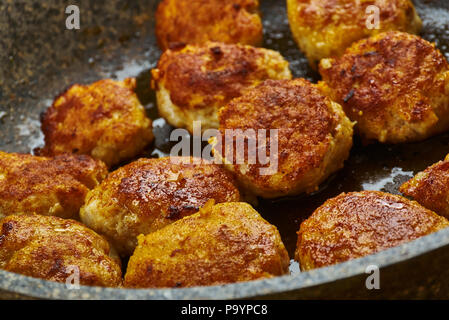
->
[293,0,418,30]
[155,0,263,51]
[152,42,290,110]
[111,157,240,220]
[400,155,449,218]
[319,31,449,143]
[215,78,353,197]
[80,157,241,256]
[0,214,122,287]
[124,201,289,288]
[0,151,107,219]
[295,191,449,271]
[40,78,153,167]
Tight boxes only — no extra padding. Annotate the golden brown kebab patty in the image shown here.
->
[319,31,449,143]
[296,191,449,271]
[80,157,240,257]
[152,42,291,133]
[0,214,122,287]
[124,201,289,288]
[287,0,421,66]
[0,151,107,220]
[40,78,153,168]
[155,0,263,51]
[400,154,449,219]
[212,78,353,198]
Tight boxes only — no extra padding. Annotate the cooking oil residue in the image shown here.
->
[362,167,414,192]
[15,117,44,154]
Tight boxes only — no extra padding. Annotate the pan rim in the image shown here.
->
[1,225,449,299]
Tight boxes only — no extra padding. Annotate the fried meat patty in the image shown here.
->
[212,78,354,198]
[287,0,421,66]
[319,31,449,143]
[80,157,240,256]
[0,151,107,220]
[40,78,154,167]
[0,214,122,287]
[155,0,263,51]
[400,154,449,218]
[295,191,449,271]
[124,202,289,288]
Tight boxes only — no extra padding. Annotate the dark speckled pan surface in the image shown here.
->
[1,0,449,299]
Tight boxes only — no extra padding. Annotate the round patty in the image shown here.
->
[0,214,122,287]
[80,157,241,256]
[296,191,449,271]
[319,31,449,143]
[212,78,354,198]
[40,78,153,168]
[155,0,263,51]
[124,201,289,288]
[152,42,291,133]
[0,151,107,220]
[287,0,421,66]
[400,154,449,219]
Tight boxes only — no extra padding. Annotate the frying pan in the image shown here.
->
[1,0,449,299]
